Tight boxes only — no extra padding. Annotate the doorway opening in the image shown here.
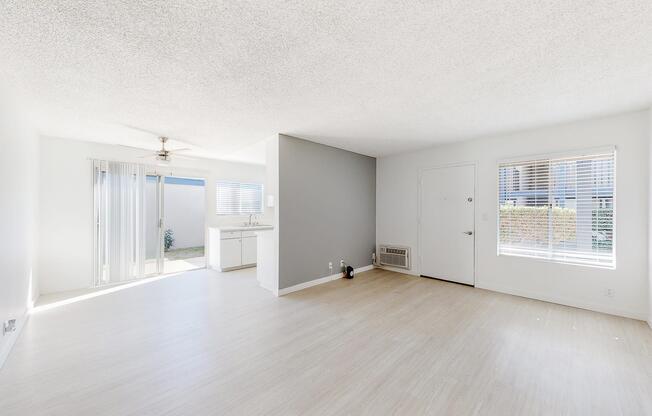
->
[162,176,206,274]
[144,175,206,276]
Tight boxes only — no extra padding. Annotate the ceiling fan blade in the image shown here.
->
[173,154,198,161]
[120,123,161,137]
[118,123,203,147]
[118,144,152,152]
[112,122,209,155]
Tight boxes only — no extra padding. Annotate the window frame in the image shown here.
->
[216,180,265,216]
[496,146,616,269]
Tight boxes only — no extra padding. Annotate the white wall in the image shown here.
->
[257,135,280,294]
[377,110,649,320]
[0,102,39,367]
[39,136,267,294]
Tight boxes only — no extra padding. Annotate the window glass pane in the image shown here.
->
[499,159,550,252]
[239,183,263,214]
[216,181,263,215]
[498,151,614,268]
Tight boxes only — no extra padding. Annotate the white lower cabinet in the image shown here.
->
[220,238,242,269]
[242,236,257,265]
[209,228,258,271]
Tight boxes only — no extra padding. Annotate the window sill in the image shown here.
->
[497,252,615,270]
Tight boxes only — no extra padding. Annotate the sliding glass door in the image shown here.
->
[145,174,164,276]
[93,163,206,286]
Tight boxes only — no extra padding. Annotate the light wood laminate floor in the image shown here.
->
[1,268,651,415]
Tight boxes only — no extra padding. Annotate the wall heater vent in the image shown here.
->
[379,245,410,269]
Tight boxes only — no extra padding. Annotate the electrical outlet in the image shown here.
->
[328,262,333,270]
[3,319,16,336]
[340,259,344,267]
[605,288,615,298]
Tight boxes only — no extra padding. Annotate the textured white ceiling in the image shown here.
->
[1,1,651,160]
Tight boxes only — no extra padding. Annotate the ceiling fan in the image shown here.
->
[117,124,198,163]
[140,136,194,162]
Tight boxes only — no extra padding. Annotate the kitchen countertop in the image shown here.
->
[214,225,274,232]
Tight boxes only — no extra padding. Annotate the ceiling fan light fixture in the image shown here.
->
[120,131,192,163]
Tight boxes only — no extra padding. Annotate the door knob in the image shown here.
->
[463,231,473,235]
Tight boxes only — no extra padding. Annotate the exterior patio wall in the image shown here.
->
[165,182,206,250]
[145,181,205,256]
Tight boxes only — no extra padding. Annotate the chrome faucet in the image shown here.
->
[244,214,260,227]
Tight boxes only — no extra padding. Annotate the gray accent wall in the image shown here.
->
[278,134,376,289]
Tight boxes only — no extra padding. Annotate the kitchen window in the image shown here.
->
[497,148,615,268]
[216,181,264,215]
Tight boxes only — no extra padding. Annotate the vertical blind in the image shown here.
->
[216,181,264,215]
[93,160,149,286]
[498,149,615,268]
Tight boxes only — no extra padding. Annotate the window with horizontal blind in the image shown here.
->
[498,149,615,268]
[216,181,264,215]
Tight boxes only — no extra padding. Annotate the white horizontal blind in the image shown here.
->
[216,181,264,215]
[498,150,615,268]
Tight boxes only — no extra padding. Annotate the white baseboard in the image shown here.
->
[0,309,29,370]
[476,281,647,321]
[259,280,279,296]
[355,265,375,273]
[377,265,420,276]
[278,265,375,296]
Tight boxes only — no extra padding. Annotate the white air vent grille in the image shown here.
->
[379,245,410,269]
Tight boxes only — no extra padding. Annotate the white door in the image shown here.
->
[220,239,242,269]
[241,236,257,265]
[419,164,475,285]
